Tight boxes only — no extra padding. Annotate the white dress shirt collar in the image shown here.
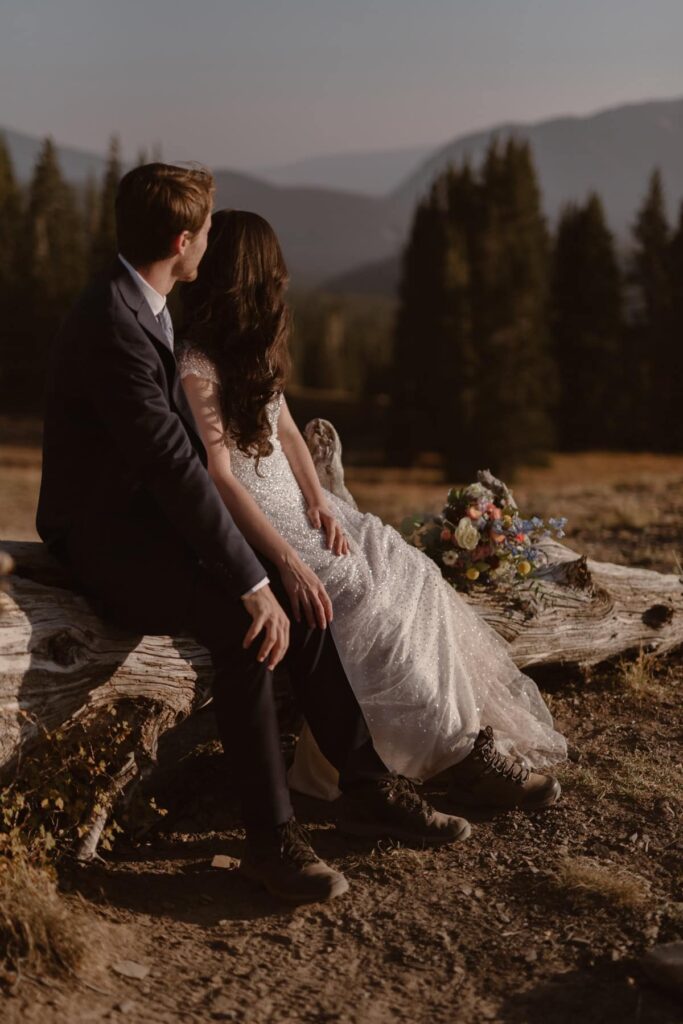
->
[118,254,167,317]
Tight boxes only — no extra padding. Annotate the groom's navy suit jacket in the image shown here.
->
[36,261,266,601]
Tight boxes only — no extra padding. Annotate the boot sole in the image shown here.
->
[448,779,562,812]
[336,818,472,845]
[238,862,350,903]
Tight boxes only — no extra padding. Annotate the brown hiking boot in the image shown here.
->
[337,775,471,845]
[447,726,561,811]
[239,818,349,903]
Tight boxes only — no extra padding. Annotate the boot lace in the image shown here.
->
[475,726,530,785]
[378,775,433,821]
[277,818,319,867]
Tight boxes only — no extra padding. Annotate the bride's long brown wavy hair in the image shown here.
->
[180,209,291,467]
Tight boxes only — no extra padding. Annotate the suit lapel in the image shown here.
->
[114,261,174,354]
[113,261,208,466]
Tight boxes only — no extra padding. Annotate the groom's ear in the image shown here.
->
[172,231,191,256]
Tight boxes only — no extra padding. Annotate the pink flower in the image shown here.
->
[467,507,482,520]
[440,528,453,543]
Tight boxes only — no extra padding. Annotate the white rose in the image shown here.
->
[455,517,480,551]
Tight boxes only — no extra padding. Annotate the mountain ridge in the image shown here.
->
[4,94,682,288]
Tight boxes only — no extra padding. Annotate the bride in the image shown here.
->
[177,209,567,811]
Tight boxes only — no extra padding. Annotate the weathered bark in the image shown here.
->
[1,421,681,858]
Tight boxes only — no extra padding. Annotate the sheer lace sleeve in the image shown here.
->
[177,345,219,384]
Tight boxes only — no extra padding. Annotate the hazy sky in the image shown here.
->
[2,0,682,169]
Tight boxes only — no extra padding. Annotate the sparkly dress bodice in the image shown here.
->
[178,346,567,785]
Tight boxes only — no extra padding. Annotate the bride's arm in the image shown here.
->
[278,396,349,556]
[181,374,333,627]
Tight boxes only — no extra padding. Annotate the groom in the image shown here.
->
[36,162,471,903]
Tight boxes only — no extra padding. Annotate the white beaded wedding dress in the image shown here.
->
[178,350,567,799]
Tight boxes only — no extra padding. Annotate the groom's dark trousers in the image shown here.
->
[36,262,386,829]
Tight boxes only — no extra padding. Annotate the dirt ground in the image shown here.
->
[1,442,682,1024]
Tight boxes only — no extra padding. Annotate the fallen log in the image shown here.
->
[1,421,681,859]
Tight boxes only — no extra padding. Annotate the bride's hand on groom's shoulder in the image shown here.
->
[279,551,334,631]
[306,504,349,557]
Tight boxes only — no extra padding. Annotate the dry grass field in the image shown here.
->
[1,440,682,1024]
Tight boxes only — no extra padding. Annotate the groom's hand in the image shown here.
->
[241,585,290,670]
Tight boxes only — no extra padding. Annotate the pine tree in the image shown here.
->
[552,194,624,449]
[0,134,22,291]
[20,138,86,413]
[668,200,683,450]
[26,138,86,300]
[89,134,122,275]
[389,174,466,465]
[470,137,555,476]
[630,169,672,446]
[389,139,556,479]
[0,135,24,407]
[83,172,101,248]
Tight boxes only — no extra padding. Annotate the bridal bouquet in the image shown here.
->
[400,481,567,591]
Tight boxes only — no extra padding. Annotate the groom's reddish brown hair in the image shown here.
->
[115,162,215,265]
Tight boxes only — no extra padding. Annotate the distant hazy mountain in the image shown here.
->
[212,170,402,284]
[0,127,402,285]
[5,95,683,290]
[1,126,107,183]
[257,143,435,196]
[391,96,683,239]
[323,254,401,295]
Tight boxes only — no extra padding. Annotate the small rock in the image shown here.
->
[211,855,237,870]
[210,940,234,953]
[641,942,683,998]
[113,1000,137,1014]
[111,960,150,980]
[458,883,473,896]
[523,950,538,963]
[655,799,676,820]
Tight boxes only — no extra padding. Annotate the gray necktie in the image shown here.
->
[156,304,174,351]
